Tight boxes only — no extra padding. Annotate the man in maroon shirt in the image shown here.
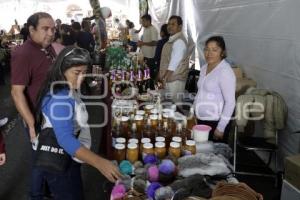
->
[11,12,56,142]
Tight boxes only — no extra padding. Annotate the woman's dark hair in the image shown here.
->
[27,12,53,30]
[205,35,227,59]
[169,15,183,25]
[160,24,170,38]
[128,22,135,29]
[141,14,152,23]
[35,47,91,128]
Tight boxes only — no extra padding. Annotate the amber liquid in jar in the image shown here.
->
[184,140,196,155]
[114,143,126,163]
[168,142,181,158]
[134,115,144,140]
[142,142,154,159]
[155,142,166,159]
[121,116,129,139]
[126,143,139,163]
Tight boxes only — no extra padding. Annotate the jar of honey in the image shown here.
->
[136,110,145,116]
[156,136,165,143]
[172,136,182,146]
[114,143,126,163]
[142,142,154,159]
[134,115,144,140]
[184,140,196,155]
[150,114,158,130]
[145,104,154,115]
[168,142,181,158]
[116,137,126,144]
[121,116,129,139]
[155,142,166,159]
[128,138,139,145]
[126,143,139,163]
[140,138,151,156]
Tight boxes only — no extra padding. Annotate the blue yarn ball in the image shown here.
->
[143,154,158,165]
[146,182,162,199]
[119,160,133,175]
[159,159,176,175]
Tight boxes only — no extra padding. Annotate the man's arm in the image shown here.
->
[11,85,36,141]
[137,40,157,47]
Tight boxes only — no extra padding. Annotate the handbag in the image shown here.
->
[34,128,71,172]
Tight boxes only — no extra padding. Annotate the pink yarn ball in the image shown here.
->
[111,184,126,200]
[148,165,159,182]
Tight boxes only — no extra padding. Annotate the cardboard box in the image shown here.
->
[281,179,300,200]
[285,154,300,190]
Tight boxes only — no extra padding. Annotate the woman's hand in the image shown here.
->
[0,153,6,165]
[213,129,224,140]
[97,158,122,183]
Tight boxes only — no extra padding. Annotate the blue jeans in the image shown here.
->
[30,161,83,200]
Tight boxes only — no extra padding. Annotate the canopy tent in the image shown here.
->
[148,0,300,168]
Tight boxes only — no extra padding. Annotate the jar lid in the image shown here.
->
[116,137,126,144]
[141,138,151,144]
[150,109,158,114]
[121,116,129,122]
[155,142,165,148]
[136,110,145,115]
[115,143,125,150]
[143,143,153,149]
[134,115,143,121]
[186,140,196,146]
[170,142,180,148]
[163,113,169,118]
[128,138,139,144]
[172,136,182,143]
[127,143,138,149]
[155,136,165,142]
[145,104,154,110]
[150,114,158,120]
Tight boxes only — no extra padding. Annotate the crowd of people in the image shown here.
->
[0,8,236,199]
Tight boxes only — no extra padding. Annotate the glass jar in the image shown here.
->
[140,137,151,156]
[126,143,139,163]
[155,142,166,159]
[150,108,158,115]
[128,138,139,145]
[144,104,154,115]
[168,142,181,158]
[150,114,158,130]
[114,143,126,163]
[136,110,145,116]
[156,136,165,143]
[116,137,126,144]
[172,136,182,146]
[121,116,129,139]
[134,115,144,140]
[184,140,196,155]
[142,142,154,159]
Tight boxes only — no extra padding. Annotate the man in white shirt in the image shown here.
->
[158,15,189,103]
[137,14,158,79]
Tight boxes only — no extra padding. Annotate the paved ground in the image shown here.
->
[0,73,111,200]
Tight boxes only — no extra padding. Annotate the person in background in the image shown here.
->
[0,117,8,166]
[20,23,29,41]
[55,18,62,35]
[153,24,170,78]
[34,47,121,199]
[127,21,139,52]
[138,14,158,77]
[60,24,76,46]
[193,36,236,143]
[158,15,189,103]
[51,32,65,55]
[73,20,95,52]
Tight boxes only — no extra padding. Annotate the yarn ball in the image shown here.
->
[147,165,159,182]
[133,178,147,194]
[146,182,162,199]
[155,186,174,200]
[159,159,176,175]
[133,160,144,169]
[119,160,133,175]
[111,184,126,200]
[134,167,147,180]
[143,154,158,165]
[159,171,175,184]
[117,174,131,191]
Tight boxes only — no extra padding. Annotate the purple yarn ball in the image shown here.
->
[111,184,126,200]
[147,165,159,182]
[143,154,158,165]
[159,159,176,175]
[146,182,162,199]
